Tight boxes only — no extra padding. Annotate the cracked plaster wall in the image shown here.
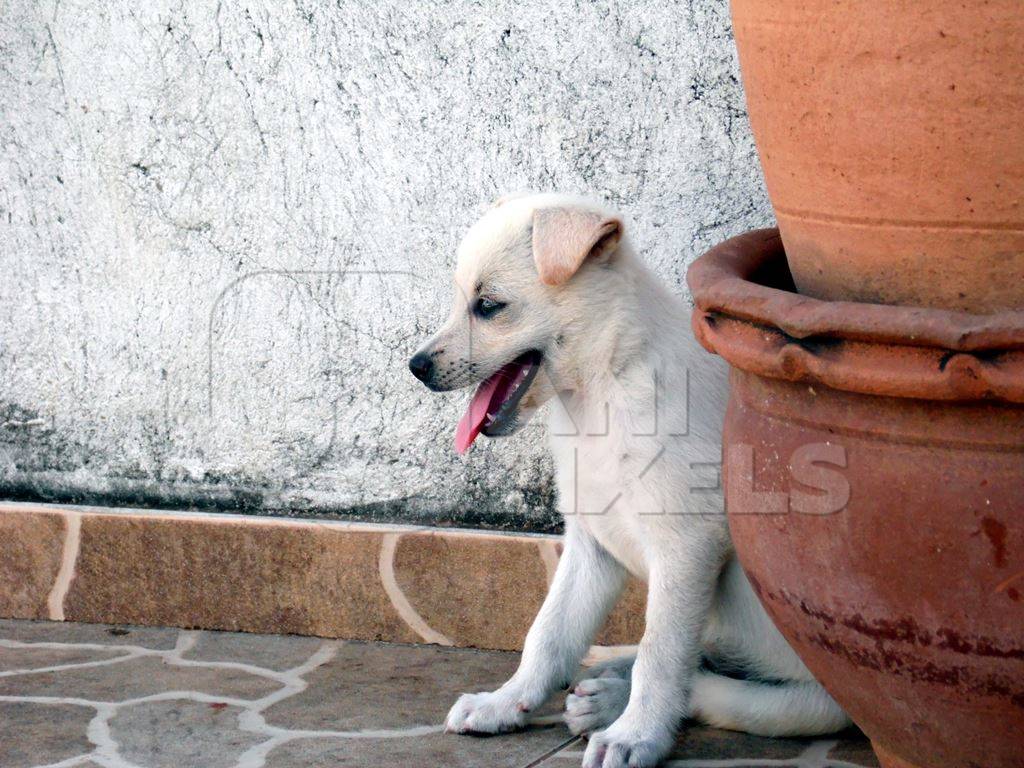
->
[0,0,772,531]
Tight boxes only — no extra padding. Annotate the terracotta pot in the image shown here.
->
[688,229,1024,768]
[731,0,1024,312]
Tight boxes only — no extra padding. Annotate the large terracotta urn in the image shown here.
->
[731,0,1024,312]
[688,229,1024,768]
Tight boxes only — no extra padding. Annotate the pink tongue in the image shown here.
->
[455,361,526,454]
[454,374,504,455]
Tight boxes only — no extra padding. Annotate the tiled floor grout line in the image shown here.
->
[0,650,141,678]
[0,638,292,684]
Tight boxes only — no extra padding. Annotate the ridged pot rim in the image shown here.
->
[687,229,1024,404]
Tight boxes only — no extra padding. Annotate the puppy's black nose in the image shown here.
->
[408,352,434,383]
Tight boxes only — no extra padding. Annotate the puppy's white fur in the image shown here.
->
[414,194,849,768]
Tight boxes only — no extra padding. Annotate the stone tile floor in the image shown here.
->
[0,619,880,768]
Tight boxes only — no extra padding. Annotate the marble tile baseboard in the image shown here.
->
[0,502,645,651]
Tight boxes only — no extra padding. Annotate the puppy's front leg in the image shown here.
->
[583,537,722,768]
[446,521,627,734]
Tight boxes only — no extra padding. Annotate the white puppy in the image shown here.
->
[409,193,849,768]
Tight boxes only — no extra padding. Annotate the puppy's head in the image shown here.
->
[409,193,624,453]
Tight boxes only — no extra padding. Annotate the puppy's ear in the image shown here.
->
[532,207,622,286]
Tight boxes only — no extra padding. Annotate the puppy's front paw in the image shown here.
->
[581,717,675,768]
[445,690,528,735]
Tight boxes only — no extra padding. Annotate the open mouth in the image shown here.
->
[454,350,542,454]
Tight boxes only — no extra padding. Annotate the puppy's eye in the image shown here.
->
[474,296,506,318]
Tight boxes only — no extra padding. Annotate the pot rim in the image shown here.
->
[687,229,1024,403]
[687,229,1024,352]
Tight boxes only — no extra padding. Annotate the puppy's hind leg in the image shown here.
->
[565,655,635,736]
[577,654,635,682]
[690,671,851,737]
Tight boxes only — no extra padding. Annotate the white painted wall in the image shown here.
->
[0,0,771,529]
